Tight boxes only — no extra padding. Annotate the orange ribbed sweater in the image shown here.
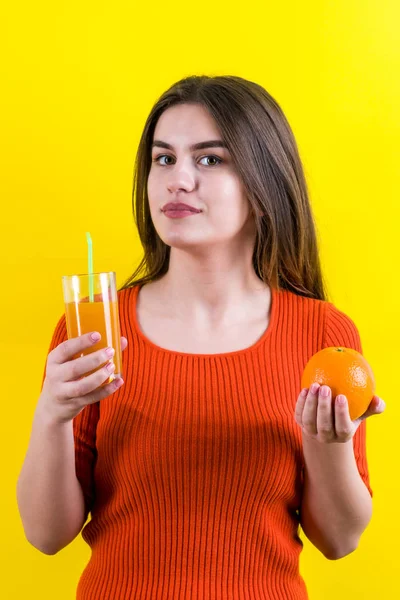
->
[44,284,372,600]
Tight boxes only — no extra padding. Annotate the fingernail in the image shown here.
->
[311,383,319,394]
[320,386,330,398]
[107,361,115,372]
[114,377,124,388]
[91,332,101,342]
[337,395,346,405]
[301,388,309,398]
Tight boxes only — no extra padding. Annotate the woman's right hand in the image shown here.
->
[38,332,128,425]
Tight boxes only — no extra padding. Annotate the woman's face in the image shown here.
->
[147,103,256,252]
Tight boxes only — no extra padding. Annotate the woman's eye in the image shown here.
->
[199,155,222,167]
[153,155,222,167]
[153,155,174,166]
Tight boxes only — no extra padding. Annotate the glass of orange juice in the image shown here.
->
[62,271,122,384]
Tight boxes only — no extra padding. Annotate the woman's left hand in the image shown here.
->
[294,382,386,443]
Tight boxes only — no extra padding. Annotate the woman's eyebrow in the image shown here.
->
[152,140,228,151]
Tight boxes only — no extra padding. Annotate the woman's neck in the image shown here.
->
[148,248,269,326]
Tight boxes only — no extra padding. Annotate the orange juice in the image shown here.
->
[65,299,122,384]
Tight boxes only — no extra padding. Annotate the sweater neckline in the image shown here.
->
[129,282,279,358]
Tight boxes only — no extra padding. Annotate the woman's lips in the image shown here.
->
[163,209,201,219]
[161,203,202,219]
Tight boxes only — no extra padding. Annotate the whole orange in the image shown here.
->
[301,347,376,420]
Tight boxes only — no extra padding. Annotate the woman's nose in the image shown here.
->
[166,164,196,193]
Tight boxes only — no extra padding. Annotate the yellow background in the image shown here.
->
[1,1,398,598]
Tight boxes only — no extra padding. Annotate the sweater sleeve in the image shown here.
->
[323,303,373,497]
[41,315,99,521]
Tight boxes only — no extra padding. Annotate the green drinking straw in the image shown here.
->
[86,232,94,302]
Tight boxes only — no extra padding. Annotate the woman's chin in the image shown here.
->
[159,230,210,250]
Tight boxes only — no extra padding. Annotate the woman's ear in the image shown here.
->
[250,200,264,218]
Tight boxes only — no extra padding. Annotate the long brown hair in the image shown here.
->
[119,75,329,301]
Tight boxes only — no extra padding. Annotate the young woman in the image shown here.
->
[17,75,385,600]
